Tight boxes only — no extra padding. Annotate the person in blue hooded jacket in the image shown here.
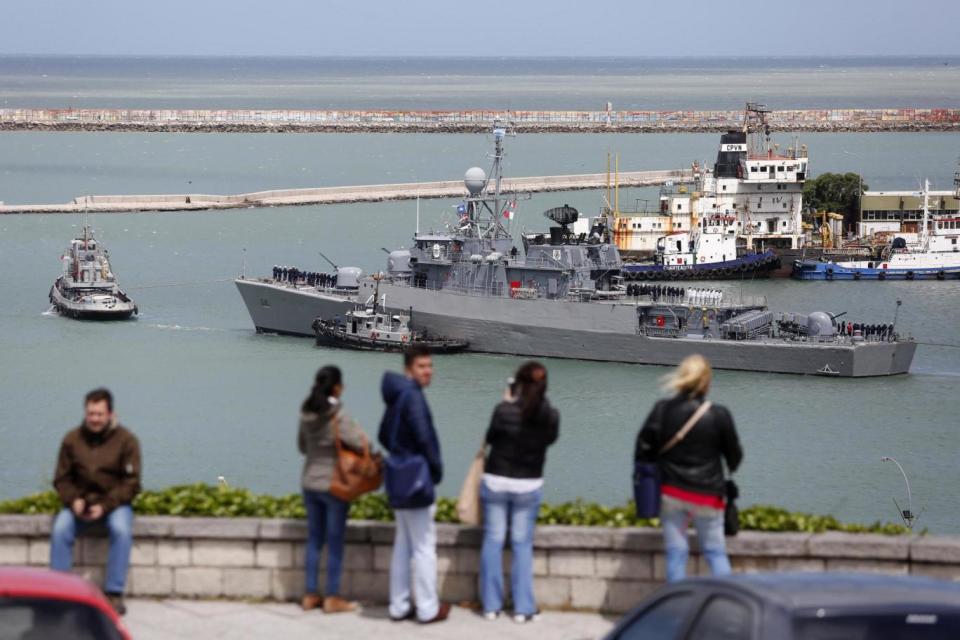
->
[378,345,450,625]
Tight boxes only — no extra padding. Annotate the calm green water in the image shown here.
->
[1,131,959,534]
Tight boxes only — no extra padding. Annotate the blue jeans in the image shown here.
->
[479,483,542,616]
[661,496,731,583]
[303,490,349,596]
[50,505,134,594]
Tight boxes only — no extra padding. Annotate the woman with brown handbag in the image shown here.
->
[297,365,368,613]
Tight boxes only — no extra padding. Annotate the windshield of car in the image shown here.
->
[0,598,123,640]
[794,612,960,640]
[616,593,696,640]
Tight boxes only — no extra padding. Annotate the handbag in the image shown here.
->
[633,401,712,519]
[383,392,435,507]
[328,412,384,502]
[456,445,485,526]
[724,479,740,537]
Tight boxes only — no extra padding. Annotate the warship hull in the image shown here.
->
[236,278,915,377]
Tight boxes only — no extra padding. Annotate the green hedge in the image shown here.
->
[0,484,911,535]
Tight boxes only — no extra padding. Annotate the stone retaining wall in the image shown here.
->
[1,515,957,613]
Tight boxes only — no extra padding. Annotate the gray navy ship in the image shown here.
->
[235,126,915,377]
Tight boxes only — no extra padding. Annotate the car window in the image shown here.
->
[616,593,696,640]
[687,596,753,640]
[0,598,123,640]
[794,612,960,640]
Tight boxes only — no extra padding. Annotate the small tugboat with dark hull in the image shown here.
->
[312,275,468,354]
[622,214,781,281]
[49,226,137,320]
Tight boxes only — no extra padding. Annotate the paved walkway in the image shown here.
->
[125,599,617,640]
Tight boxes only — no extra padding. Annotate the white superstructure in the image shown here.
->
[613,103,808,254]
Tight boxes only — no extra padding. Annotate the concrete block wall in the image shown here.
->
[1,515,958,614]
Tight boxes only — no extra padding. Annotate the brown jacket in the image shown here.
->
[53,422,142,513]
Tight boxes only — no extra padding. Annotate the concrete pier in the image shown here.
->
[0,169,694,214]
[1,107,958,133]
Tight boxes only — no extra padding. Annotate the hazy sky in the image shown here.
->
[2,0,959,58]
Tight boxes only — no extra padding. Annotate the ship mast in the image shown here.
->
[919,178,930,249]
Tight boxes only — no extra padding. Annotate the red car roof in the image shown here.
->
[0,567,130,640]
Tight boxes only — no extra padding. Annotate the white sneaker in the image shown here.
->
[483,611,501,621]
[513,611,541,624]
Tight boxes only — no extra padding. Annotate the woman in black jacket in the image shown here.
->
[480,361,559,623]
[635,355,743,582]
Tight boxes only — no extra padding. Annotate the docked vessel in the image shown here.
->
[235,125,915,377]
[611,103,867,276]
[49,226,138,320]
[794,180,960,281]
[621,214,780,280]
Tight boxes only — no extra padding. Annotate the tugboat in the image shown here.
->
[621,215,780,281]
[793,180,960,281]
[49,226,137,320]
[312,275,468,353]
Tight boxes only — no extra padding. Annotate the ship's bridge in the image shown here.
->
[411,234,460,263]
[740,155,808,184]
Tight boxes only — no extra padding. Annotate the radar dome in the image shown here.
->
[464,167,487,195]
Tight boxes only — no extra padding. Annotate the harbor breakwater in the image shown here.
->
[2,107,960,133]
[0,169,694,214]
[1,515,957,613]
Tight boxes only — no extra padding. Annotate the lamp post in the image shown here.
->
[880,456,918,529]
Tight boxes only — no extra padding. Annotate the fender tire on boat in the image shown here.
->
[937,270,946,281]
[826,267,834,280]
[878,270,886,280]
[853,271,861,280]
[906,271,915,280]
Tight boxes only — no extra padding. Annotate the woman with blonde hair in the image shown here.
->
[635,355,742,582]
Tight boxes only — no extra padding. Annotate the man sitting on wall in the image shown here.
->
[50,388,142,615]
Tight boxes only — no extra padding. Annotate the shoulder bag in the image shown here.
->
[724,478,740,536]
[633,401,712,519]
[456,443,485,526]
[329,412,384,502]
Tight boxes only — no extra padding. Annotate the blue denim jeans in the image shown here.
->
[50,505,134,593]
[302,490,349,596]
[660,496,731,583]
[479,483,542,616]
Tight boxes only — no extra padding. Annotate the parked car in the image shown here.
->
[604,573,960,639]
[0,567,131,640]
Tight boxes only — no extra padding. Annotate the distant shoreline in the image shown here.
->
[4,122,959,134]
[3,107,959,134]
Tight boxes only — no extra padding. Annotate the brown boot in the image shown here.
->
[323,595,359,614]
[301,593,323,611]
[420,602,451,624]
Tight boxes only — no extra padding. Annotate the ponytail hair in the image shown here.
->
[302,365,342,414]
[664,354,712,398]
[514,361,548,420]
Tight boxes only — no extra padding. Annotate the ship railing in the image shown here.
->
[634,294,768,309]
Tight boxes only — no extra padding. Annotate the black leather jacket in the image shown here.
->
[635,394,743,498]
[484,399,559,479]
